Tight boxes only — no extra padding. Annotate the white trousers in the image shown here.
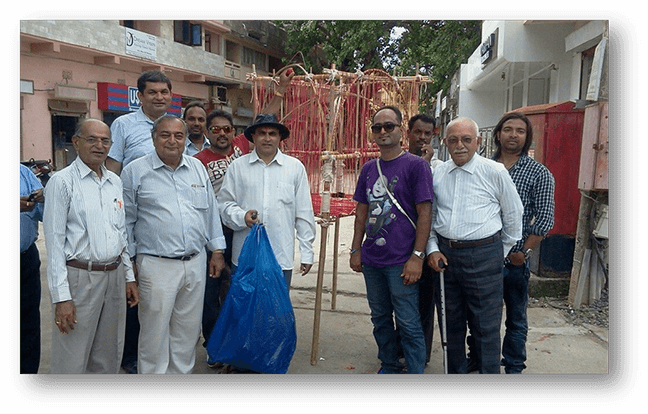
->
[50,264,126,374]
[137,250,206,374]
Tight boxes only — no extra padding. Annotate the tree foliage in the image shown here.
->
[274,20,482,111]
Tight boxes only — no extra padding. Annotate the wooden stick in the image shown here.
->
[310,183,331,365]
[573,249,591,309]
[331,216,340,310]
[310,217,328,365]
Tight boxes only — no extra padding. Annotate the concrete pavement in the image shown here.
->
[34,216,608,375]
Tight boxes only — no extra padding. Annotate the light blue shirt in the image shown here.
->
[219,149,316,270]
[184,135,210,156]
[427,153,523,258]
[107,108,156,168]
[122,151,226,258]
[43,157,135,303]
[20,164,43,252]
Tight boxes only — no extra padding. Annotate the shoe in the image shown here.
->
[206,354,225,369]
[466,358,479,373]
[504,365,523,374]
[378,367,401,374]
[122,361,138,374]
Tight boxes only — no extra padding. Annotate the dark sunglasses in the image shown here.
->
[208,125,233,134]
[370,123,400,134]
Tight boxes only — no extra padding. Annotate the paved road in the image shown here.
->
[33,216,608,375]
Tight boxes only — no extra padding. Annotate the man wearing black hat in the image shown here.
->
[218,113,316,288]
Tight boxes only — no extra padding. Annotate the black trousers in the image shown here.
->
[21,243,41,374]
[202,224,233,348]
[439,234,504,374]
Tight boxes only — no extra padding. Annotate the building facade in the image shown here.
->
[442,20,608,298]
[20,20,287,169]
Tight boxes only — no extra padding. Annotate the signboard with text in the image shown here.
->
[125,27,157,61]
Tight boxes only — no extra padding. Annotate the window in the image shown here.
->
[120,20,160,36]
[205,31,220,55]
[174,21,202,46]
[242,47,266,71]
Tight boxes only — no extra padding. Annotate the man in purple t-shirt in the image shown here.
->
[350,105,433,374]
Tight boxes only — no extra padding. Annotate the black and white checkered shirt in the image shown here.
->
[498,154,555,253]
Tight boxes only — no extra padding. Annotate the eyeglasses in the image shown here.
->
[76,135,112,146]
[208,125,234,134]
[445,137,475,146]
[370,123,401,134]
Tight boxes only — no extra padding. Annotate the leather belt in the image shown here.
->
[66,257,121,272]
[151,252,198,261]
[438,232,499,249]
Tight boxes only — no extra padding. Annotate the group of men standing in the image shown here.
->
[20,68,315,374]
[350,106,554,374]
[20,67,554,375]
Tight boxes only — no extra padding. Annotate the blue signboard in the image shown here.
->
[128,86,141,111]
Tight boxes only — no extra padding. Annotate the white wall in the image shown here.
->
[457,89,506,129]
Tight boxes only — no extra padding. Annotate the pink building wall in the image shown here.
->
[20,55,209,163]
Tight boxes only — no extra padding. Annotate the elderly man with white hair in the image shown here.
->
[427,117,523,374]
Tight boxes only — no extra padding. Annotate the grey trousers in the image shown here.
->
[137,251,206,374]
[50,264,126,374]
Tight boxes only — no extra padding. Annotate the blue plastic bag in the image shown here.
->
[206,224,297,374]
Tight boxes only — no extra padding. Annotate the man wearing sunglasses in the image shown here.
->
[350,105,433,374]
[194,68,296,370]
[390,113,443,368]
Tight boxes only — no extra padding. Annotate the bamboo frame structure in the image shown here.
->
[250,64,431,366]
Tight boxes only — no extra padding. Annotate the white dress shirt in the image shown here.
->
[44,157,135,303]
[427,153,523,258]
[121,152,226,257]
[429,149,444,169]
[219,149,316,270]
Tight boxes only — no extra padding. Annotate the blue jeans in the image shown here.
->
[439,235,504,374]
[501,261,530,373]
[362,264,426,374]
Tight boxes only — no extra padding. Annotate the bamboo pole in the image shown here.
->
[331,217,340,310]
[573,249,591,309]
[310,185,330,365]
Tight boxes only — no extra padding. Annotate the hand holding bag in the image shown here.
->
[206,223,297,374]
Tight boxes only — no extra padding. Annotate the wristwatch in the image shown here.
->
[523,248,533,260]
[412,250,426,260]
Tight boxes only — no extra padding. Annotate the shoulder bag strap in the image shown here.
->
[376,159,416,230]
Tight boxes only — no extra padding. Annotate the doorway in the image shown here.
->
[51,115,80,171]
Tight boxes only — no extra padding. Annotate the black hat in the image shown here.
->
[244,113,290,142]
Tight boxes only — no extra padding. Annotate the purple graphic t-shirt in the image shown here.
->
[353,152,433,267]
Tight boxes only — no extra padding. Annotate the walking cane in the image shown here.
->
[438,259,448,374]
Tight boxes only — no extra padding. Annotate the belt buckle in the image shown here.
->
[449,239,459,249]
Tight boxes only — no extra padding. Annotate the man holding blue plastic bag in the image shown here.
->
[214,114,316,373]
[218,113,316,288]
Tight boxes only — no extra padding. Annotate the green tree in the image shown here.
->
[274,20,481,111]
